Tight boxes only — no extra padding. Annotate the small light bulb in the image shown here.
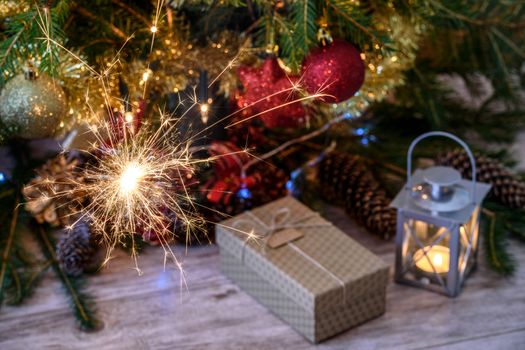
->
[200,103,210,124]
[142,70,151,82]
[150,25,158,33]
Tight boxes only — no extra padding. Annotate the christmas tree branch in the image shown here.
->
[25,260,53,293]
[328,2,379,44]
[428,0,525,29]
[71,3,127,41]
[481,207,515,275]
[0,11,38,78]
[0,23,27,68]
[0,196,20,307]
[35,224,99,331]
[241,113,349,178]
[110,0,151,27]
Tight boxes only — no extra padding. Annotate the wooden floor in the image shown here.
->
[1,205,524,350]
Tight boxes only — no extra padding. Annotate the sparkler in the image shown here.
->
[67,114,206,273]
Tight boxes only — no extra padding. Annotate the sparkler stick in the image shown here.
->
[240,113,352,180]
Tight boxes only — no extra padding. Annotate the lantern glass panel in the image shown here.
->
[458,207,480,281]
[401,218,452,288]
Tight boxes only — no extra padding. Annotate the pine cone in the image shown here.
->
[56,220,95,276]
[23,153,86,227]
[319,152,396,240]
[436,149,525,209]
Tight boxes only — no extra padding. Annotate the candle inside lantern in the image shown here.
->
[413,245,450,274]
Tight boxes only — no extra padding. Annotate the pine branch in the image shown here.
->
[289,0,318,61]
[481,207,515,276]
[111,0,151,27]
[0,191,45,306]
[327,0,387,49]
[427,0,525,29]
[0,1,69,85]
[328,0,378,43]
[275,13,299,68]
[71,2,128,41]
[0,11,38,83]
[34,224,100,331]
[0,196,20,307]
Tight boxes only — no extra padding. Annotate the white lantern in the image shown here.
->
[390,132,491,297]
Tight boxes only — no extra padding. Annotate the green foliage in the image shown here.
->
[328,0,387,48]
[0,1,70,86]
[0,194,39,307]
[393,0,525,129]
[279,0,318,70]
[34,223,100,331]
[481,202,525,276]
[0,139,58,306]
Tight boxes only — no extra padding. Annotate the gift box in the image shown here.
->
[216,196,389,343]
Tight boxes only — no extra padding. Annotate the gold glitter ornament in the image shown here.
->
[0,68,68,139]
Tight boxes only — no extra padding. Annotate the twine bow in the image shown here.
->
[232,205,348,304]
[234,207,327,252]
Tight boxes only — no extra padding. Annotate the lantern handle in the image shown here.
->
[407,131,476,204]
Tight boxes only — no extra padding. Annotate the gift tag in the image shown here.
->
[267,228,304,249]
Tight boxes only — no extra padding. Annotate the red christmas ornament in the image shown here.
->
[236,58,306,129]
[301,39,365,103]
[202,141,287,211]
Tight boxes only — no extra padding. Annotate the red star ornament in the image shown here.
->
[236,58,306,129]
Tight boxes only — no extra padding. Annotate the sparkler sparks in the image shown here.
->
[118,162,145,195]
[68,106,226,274]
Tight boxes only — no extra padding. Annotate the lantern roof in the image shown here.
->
[391,169,492,224]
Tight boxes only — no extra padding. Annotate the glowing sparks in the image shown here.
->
[119,162,144,195]
[150,25,158,33]
[124,111,134,123]
[73,115,210,274]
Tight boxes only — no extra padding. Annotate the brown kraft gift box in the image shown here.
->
[216,196,389,343]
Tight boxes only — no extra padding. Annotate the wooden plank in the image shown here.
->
[0,205,524,349]
[418,328,525,350]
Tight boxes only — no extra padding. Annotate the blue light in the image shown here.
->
[361,137,369,146]
[355,128,365,136]
[0,172,5,184]
[287,168,304,196]
[237,187,252,199]
[342,112,353,120]
[290,168,302,180]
